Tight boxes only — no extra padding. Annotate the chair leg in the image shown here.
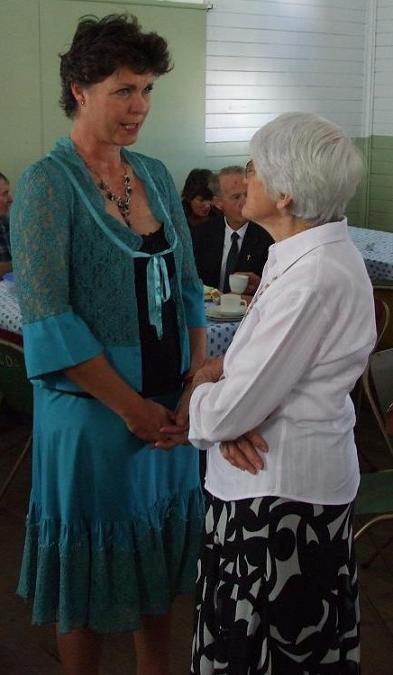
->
[0,432,32,504]
[355,513,393,540]
[365,385,393,460]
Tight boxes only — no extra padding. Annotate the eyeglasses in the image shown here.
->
[245,160,256,179]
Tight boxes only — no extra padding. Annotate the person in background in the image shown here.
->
[11,14,205,675]
[0,172,13,278]
[186,112,376,674]
[191,166,273,295]
[181,168,214,228]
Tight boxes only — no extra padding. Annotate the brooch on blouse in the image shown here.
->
[243,275,279,322]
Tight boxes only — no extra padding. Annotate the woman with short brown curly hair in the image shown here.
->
[12,13,205,675]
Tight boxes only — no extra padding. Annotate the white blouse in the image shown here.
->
[189,220,376,505]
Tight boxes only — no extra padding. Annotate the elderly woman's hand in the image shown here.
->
[220,429,268,474]
[163,357,223,432]
[155,357,225,449]
[192,356,224,386]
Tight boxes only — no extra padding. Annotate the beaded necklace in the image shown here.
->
[89,163,133,227]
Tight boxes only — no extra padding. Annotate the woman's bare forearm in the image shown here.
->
[188,326,207,375]
[64,353,143,422]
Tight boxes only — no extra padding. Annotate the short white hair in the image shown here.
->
[250,112,364,227]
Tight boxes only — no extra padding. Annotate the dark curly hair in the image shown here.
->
[181,169,214,203]
[59,14,173,118]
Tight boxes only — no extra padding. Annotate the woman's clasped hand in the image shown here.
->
[220,430,268,474]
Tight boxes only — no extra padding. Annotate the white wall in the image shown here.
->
[206,0,368,166]
[373,0,393,136]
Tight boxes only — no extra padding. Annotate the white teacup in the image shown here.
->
[220,293,247,314]
[229,273,249,294]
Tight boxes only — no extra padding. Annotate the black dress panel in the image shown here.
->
[134,226,182,397]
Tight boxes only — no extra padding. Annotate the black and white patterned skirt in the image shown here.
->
[191,494,360,675]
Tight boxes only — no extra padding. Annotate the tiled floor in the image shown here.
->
[1,404,393,674]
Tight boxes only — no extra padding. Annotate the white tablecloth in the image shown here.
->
[0,282,21,334]
[349,226,393,282]
[206,319,239,358]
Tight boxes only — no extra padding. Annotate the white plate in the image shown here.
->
[206,305,246,321]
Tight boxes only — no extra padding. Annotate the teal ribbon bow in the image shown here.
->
[125,244,174,339]
[146,254,171,339]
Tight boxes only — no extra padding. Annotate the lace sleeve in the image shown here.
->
[10,160,73,323]
[10,159,103,380]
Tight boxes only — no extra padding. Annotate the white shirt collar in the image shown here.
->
[224,218,249,242]
[269,219,349,277]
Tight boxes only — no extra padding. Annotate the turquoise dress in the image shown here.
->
[10,138,206,634]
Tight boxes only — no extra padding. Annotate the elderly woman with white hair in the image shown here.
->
[187,112,376,674]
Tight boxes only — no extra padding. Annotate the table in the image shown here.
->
[0,282,21,334]
[349,226,393,282]
[206,319,239,358]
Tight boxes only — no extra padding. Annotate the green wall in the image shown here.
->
[369,136,393,233]
[0,0,207,190]
[346,137,368,230]
[346,136,393,233]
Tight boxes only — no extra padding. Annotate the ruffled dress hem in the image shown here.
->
[17,486,204,634]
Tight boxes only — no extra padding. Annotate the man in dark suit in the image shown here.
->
[191,166,273,294]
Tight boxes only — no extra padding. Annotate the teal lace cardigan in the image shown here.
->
[10,137,205,393]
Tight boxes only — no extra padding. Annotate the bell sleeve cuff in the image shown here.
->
[22,310,104,379]
[182,281,207,328]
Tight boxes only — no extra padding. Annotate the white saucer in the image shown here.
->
[206,305,246,321]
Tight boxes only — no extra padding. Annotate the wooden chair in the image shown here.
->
[374,298,390,349]
[373,284,393,350]
[354,297,389,423]
[362,348,393,459]
[355,348,393,565]
[0,336,33,504]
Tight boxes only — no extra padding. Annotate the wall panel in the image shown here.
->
[206,0,368,175]
[1,0,207,189]
[369,1,393,231]
[0,1,42,186]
